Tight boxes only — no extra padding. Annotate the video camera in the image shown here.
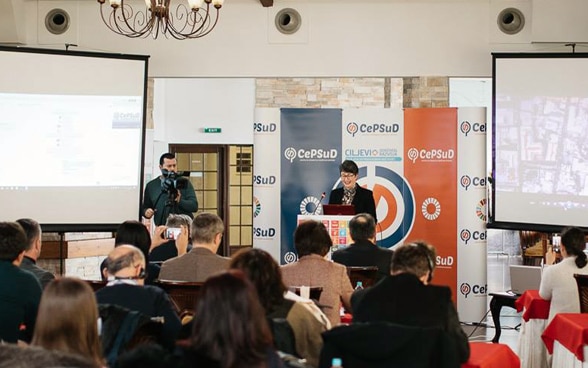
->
[161,169,190,193]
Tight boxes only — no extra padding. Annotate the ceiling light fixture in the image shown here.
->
[97,0,224,39]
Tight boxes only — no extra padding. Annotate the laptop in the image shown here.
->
[509,265,542,295]
[322,204,355,216]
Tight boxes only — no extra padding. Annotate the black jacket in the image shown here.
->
[351,273,470,364]
[329,184,377,222]
[331,240,393,281]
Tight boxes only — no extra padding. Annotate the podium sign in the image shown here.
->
[297,214,354,256]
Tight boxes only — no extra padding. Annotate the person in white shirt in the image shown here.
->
[539,226,588,321]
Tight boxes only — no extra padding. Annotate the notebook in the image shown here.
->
[509,265,542,295]
[322,204,355,216]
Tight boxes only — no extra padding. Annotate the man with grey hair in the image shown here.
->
[351,241,470,363]
[332,213,392,281]
[96,244,181,349]
[16,218,55,289]
[158,212,230,282]
[150,214,193,263]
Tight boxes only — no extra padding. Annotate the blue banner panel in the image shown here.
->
[280,108,342,264]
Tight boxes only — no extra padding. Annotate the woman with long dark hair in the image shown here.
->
[180,270,284,368]
[540,226,588,321]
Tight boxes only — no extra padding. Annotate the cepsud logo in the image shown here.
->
[460,282,487,298]
[460,229,471,244]
[283,251,298,264]
[283,147,338,163]
[406,148,455,163]
[345,122,400,137]
[254,175,277,185]
[253,122,277,133]
[460,120,486,137]
[253,227,276,238]
[460,175,486,190]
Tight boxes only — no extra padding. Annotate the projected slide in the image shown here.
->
[493,54,588,229]
[0,93,142,187]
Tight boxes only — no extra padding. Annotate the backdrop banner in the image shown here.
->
[280,108,342,262]
[253,107,487,322]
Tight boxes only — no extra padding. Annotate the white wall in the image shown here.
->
[19,0,570,78]
[153,78,255,144]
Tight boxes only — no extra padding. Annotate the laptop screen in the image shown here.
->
[322,204,355,216]
[509,265,542,295]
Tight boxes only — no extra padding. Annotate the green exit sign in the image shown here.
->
[203,127,222,133]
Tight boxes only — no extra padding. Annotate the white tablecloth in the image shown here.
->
[517,318,549,368]
[551,340,588,368]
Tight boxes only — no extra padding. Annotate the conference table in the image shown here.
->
[462,342,520,368]
[542,313,588,367]
[489,292,518,343]
[514,290,550,368]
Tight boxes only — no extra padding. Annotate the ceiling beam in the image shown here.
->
[259,0,273,7]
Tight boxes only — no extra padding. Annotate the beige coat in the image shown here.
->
[158,247,230,282]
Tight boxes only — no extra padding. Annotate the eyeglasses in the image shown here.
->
[340,173,356,179]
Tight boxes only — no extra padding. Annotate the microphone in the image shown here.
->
[312,192,326,215]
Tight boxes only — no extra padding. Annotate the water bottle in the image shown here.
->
[355,281,364,290]
[331,357,343,368]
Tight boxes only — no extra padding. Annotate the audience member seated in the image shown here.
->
[16,218,55,289]
[0,344,99,368]
[351,241,470,364]
[116,342,178,368]
[159,212,230,282]
[539,226,588,321]
[96,245,181,350]
[281,220,354,327]
[231,248,330,367]
[0,222,42,344]
[101,220,178,285]
[177,270,284,368]
[331,213,392,282]
[150,214,193,263]
[31,277,105,367]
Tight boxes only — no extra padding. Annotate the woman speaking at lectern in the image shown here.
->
[328,160,377,223]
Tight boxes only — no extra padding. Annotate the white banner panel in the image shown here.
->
[456,107,488,322]
[252,108,282,261]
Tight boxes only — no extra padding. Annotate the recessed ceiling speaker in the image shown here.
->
[45,8,70,35]
[497,7,525,35]
[275,8,301,35]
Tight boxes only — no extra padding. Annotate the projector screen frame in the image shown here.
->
[490,52,588,232]
[0,46,149,233]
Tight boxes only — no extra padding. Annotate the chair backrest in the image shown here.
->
[289,286,323,301]
[154,280,204,318]
[574,274,588,313]
[346,266,379,288]
[85,279,108,292]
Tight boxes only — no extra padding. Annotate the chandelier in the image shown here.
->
[97,0,224,39]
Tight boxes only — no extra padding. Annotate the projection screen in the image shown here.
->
[491,52,588,231]
[0,46,148,232]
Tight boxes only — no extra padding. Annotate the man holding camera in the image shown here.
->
[142,153,198,226]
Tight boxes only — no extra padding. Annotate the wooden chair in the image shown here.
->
[154,280,204,319]
[289,286,323,301]
[574,274,588,313]
[85,279,108,292]
[519,231,548,266]
[346,266,379,288]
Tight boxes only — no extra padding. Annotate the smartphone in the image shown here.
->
[165,227,182,240]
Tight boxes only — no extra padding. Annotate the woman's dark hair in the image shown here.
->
[561,226,588,268]
[190,270,272,368]
[230,248,286,314]
[339,160,359,175]
[294,220,332,257]
[115,220,151,261]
